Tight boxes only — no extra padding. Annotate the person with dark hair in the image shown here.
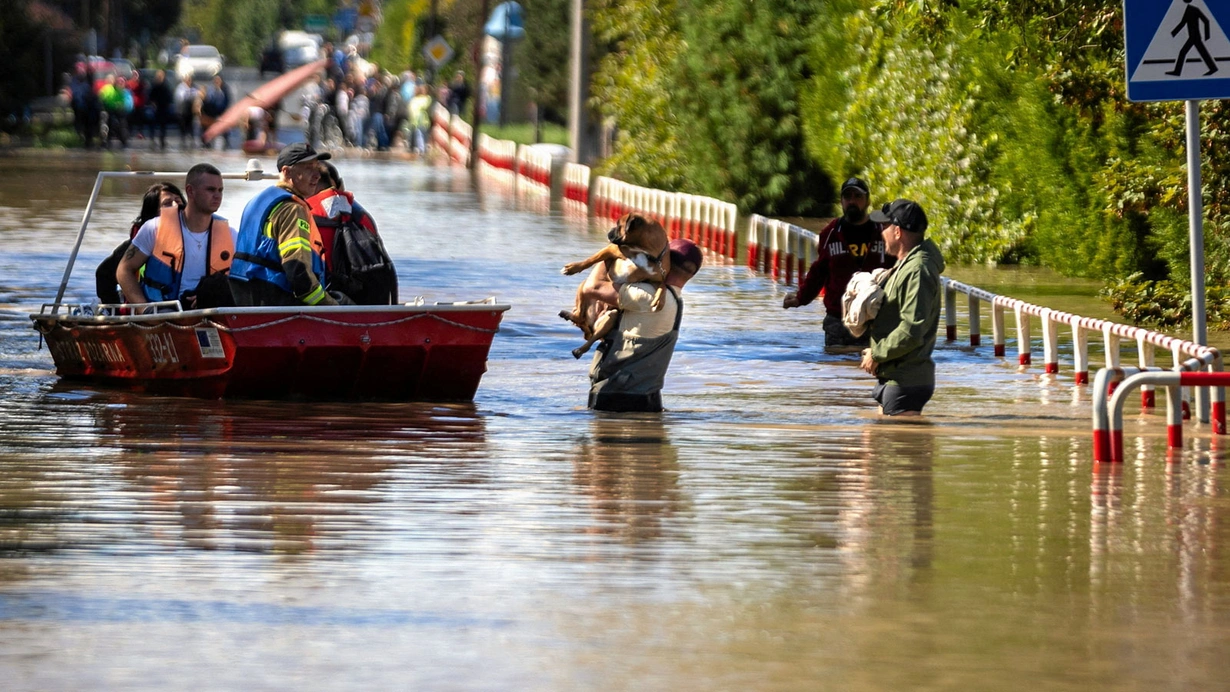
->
[860,199,946,416]
[305,161,397,305]
[446,71,470,116]
[147,70,174,149]
[175,74,199,148]
[200,75,232,149]
[95,182,186,304]
[588,238,704,413]
[116,163,236,310]
[783,177,895,352]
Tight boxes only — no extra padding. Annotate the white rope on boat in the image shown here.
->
[33,312,501,335]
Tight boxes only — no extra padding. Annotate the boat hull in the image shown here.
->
[31,303,509,401]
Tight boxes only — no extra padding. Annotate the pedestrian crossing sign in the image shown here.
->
[1125,0,1230,101]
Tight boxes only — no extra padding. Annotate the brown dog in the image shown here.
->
[560,213,671,358]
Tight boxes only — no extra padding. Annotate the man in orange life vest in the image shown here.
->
[229,143,348,306]
[782,176,894,351]
[116,163,236,309]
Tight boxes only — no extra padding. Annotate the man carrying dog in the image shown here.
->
[859,199,946,416]
[588,238,703,413]
[783,177,894,351]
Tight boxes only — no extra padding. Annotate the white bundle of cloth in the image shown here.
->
[841,267,894,337]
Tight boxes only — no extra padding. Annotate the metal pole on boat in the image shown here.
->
[52,171,107,312]
[51,165,271,313]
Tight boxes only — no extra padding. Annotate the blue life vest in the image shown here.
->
[231,186,326,294]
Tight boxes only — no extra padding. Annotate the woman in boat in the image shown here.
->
[95,182,186,305]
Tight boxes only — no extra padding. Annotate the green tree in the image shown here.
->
[181,0,281,65]
[511,0,572,123]
[370,0,432,71]
[673,0,828,215]
[0,0,77,119]
[590,0,688,190]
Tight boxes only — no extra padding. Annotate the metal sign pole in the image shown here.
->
[1186,98,1210,422]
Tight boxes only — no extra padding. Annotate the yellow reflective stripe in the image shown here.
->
[263,202,287,238]
[279,237,312,256]
[303,285,327,305]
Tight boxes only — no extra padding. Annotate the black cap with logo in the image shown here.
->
[870,199,928,235]
[840,177,870,196]
[276,142,331,171]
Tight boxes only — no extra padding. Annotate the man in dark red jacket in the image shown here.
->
[783,177,895,351]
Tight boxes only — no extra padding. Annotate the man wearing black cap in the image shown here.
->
[230,143,344,307]
[783,176,894,352]
[860,199,946,416]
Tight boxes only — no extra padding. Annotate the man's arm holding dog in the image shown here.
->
[563,244,623,276]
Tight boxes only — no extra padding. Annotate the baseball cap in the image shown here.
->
[870,199,928,234]
[840,177,870,196]
[669,238,703,276]
[277,142,331,171]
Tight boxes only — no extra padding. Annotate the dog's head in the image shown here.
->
[608,213,655,247]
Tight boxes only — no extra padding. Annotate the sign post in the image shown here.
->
[1124,0,1230,422]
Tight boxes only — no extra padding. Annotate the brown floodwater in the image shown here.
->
[0,149,1228,690]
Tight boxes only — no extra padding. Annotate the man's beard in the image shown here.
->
[843,204,864,222]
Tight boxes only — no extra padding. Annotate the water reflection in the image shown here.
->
[838,424,935,602]
[2,393,489,560]
[572,416,683,544]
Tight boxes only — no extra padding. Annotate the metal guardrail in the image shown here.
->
[1097,370,1230,462]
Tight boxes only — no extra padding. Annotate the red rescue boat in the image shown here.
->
[31,164,510,401]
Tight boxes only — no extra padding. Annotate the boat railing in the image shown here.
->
[51,159,277,315]
[42,301,185,318]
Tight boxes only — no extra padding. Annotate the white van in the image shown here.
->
[280,31,324,69]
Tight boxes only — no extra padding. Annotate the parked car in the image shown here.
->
[280,31,323,70]
[175,45,224,81]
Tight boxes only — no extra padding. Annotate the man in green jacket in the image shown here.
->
[860,199,946,416]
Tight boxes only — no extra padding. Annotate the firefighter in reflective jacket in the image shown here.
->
[229,143,342,307]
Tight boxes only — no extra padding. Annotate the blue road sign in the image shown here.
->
[1125,0,1230,101]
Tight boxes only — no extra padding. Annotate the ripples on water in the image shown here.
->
[0,151,1228,690]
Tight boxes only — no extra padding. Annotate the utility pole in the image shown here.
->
[470,0,490,168]
[568,0,595,164]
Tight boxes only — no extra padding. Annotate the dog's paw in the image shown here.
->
[572,345,590,359]
[559,309,579,324]
[562,263,583,275]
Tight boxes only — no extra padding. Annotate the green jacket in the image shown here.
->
[869,238,946,387]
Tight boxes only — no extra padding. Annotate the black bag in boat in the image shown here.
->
[328,220,399,305]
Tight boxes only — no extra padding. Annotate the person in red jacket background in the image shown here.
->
[783,177,895,352]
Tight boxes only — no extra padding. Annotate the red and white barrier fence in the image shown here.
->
[942,279,1221,409]
[746,215,818,286]
[1096,369,1229,462]
[430,103,451,154]
[516,145,553,191]
[589,177,738,261]
[448,117,472,166]
[563,163,590,206]
[476,133,517,177]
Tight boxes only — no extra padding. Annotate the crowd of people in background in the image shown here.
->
[300,40,468,155]
[63,37,470,156]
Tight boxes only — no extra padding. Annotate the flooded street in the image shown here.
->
[1,150,1229,690]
